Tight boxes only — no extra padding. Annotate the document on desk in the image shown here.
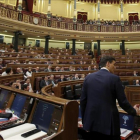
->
[120,128,133,140]
[0,123,47,140]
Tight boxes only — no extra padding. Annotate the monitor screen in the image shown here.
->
[119,112,134,131]
[31,101,55,132]
[11,94,27,117]
[0,89,10,109]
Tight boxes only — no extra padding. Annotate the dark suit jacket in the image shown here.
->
[80,69,136,136]
[44,68,52,72]
[57,78,67,83]
[40,79,51,89]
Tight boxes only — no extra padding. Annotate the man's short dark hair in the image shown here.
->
[6,67,12,74]
[99,56,116,68]
[22,84,28,90]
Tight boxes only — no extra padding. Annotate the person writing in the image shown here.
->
[80,56,140,140]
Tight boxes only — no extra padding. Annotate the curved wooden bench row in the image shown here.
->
[0,74,24,86]
[30,69,140,91]
[31,70,95,91]
[53,80,84,97]
[0,52,92,58]
[4,64,97,73]
[0,57,94,65]
[42,76,140,98]
[125,86,140,106]
[0,84,79,140]
[6,63,140,70]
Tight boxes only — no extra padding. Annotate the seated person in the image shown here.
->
[93,65,97,70]
[44,65,52,72]
[133,71,138,76]
[57,75,67,82]
[134,60,138,63]
[24,60,32,64]
[87,66,91,71]
[54,66,60,72]
[33,67,40,73]
[11,82,21,89]
[67,75,74,81]
[15,60,20,64]
[2,67,13,76]
[68,66,73,71]
[83,61,86,64]
[79,61,83,65]
[40,76,51,89]
[21,84,29,91]
[60,67,65,72]
[72,74,79,80]
[134,80,140,86]
[9,60,15,64]
[16,67,27,79]
[80,74,85,80]
[24,78,33,92]
[49,74,56,87]
[78,66,83,71]
[26,67,32,77]
[0,58,4,69]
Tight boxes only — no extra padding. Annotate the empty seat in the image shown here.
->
[122,81,129,89]
[126,72,133,76]
[115,66,119,69]
[119,72,126,76]
[65,85,72,91]
[64,90,74,100]
[119,66,126,69]
[74,88,82,99]
[74,84,82,99]
[74,84,82,89]
[35,77,42,92]
[126,66,132,69]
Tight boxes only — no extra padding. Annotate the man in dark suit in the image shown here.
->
[133,79,140,86]
[57,75,67,83]
[133,70,138,76]
[44,65,52,72]
[40,76,51,89]
[80,56,140,140]
[33,67,41,73]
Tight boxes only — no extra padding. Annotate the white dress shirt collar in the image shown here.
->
[101,67,109,72]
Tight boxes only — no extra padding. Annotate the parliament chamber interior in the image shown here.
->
[0,0,140,139]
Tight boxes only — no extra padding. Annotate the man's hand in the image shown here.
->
[134,104,140,115]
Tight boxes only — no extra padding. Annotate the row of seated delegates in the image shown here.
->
[2,58,96,66]
[44,65,97,72]
[40,74,86,89]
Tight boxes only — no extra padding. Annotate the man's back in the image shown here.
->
[80,69,136,136]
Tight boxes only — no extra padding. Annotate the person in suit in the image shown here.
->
[49,74,56,87]
[72,74,79,80]
[33,67,41,73]
[57,75,67,83]
[80,56,140,140]
[54,66,60,72]
[44,65,52,72]
[133,70,138,76]
[40,76,51,89]
[133,79,140,86]
[78,66,83,71]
